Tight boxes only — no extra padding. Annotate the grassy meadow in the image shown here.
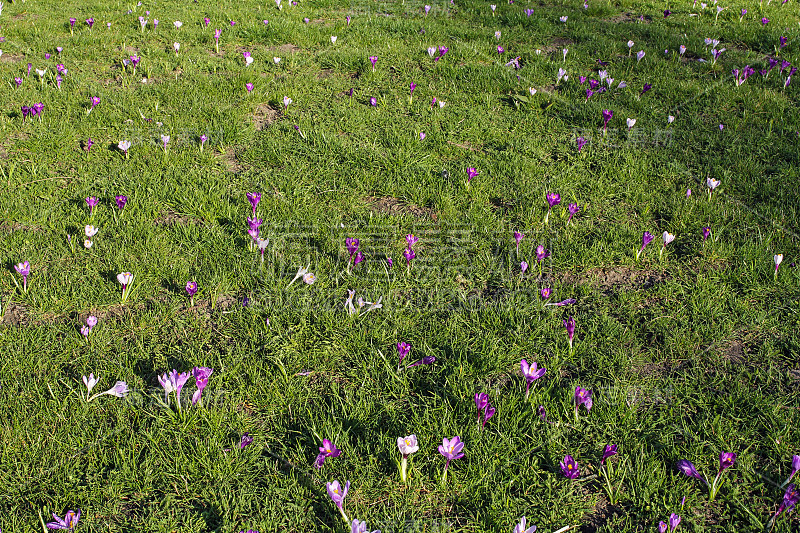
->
[0,0,799,531]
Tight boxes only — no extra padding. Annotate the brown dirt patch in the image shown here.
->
[721,340,747,363]
[560,267,668,293]
[316,69,336,79]
[0,222,42,233]
[253,103,280,130]
[364,196,437,219]
[542,37,574,54]
[446,140,485,153]
[220,147,245,173]
[604,12,651,23]
[0,53,25,64]
[269,44,301,54]
[154,210,204,227]
[1,303,29,327]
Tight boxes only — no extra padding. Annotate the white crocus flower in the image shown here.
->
[83,373,100,399]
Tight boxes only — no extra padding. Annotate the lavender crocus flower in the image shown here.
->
[246,83,254,94]
[636,50,645,62]
[314,439,342,469]
[406,234,419,247]
[118,140,131,157]
[368,55,377,71]
[520,359,545,398]
[438,436,465,479]
[576,136,587,152]
[777,484,799,516]
[14,77,23,87]
[560,455,580,478]
[14,260,30,291]
[637,231,654,260]
[482,404,496,427]
[540,287,552,300]
[567,203,580,224]
[520,261,528,273]
[403,248,416,267]
[46,509,81,530]
[564,317,576,350]
[669,514,681,531]
[214,29,222,53]
[475,392,489,411]
[535,245,550,263]
[200,135,207,151]
[326,480,351,522]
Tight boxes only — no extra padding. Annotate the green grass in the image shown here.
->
[1,0,799,531]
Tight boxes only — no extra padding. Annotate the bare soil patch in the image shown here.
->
[0,222,42,233]
[542,37,574,54]
[268,44,301,54]
[220,147,246,173]
[154,210,204,227]
[363,196,437,219]
[253,103,280,130]
[604,12,651,23]
[0,53,25,64]
[1,303,29,326]
[560,267,668,292]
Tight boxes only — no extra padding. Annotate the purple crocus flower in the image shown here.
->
[397,342,411,364]
[90,96,100,109]
[574,385,591,412]
[406,234,419,247]
[46,509,81,531]
[85,138,93,152]
[601,444,618,464]
[247,192,261,216]
[664,9,671,17]
[238,433,253,449]
[718,452,736,473]
[540,287,552,300]
[641,83,652,95]
[482,404,496,426]
[777,484,799,516]
[70,17,77,28]
[169,369,192,406]
[368,55,377,71]
[637,231,654,259]
[407,356,435,367]
[602,109,613,131]
[14,261,30,291]
[497,45,505,54]
[467,167,478,181]
[676,459,707,483]
[560,455,580,478]
[520,359,545,398]
[761,17,769,25]
[410,81,416,97]
[564,317,576,350]
[520,261,528,273]
[370,97,377,107]
[567,203,580,223]
[27,63,33,76]
[186,281,198,301]
[702,226,711,242]
[353,250,364,266]
[780,36,788,48]
[535,245,550,263]
[669,514,681,531]
[246,83,254,94]
[14,77,23,87]
[576,136,587,152]
[438,436,465,474]
[326,479,350,520]
[115,195,127,209]
[513,231,524,253]
[314,438,342,469]
[475,392,489,411]
[86,17,94,28]
[190,366,212,405]
[86,196,99,215]
[345,237,360,260]
[403,247,416,266]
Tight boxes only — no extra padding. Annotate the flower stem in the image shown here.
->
[401,457,408,483]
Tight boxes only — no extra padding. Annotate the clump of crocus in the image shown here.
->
[84,225,99,249]
[397,434,419,482]
[438,436,465,481]
[658,514,681,532]
[158,369,190,408]
[326,480,351,524]
[474,392,496,428]
[637,231,654,260]
[560,455,580,478]
[84,375,128,401]
[661,232,675,259]
[675,453,736,501]
[14,261,30,292]
[564,316,576,351]
[774,254,783,280]
[46,509,81,530]
[574,385,591,419]
[117,272,134,303]
[544,193,560,224]
[520,359,545,399]
[313,439,341,469]
[186,281,198,306]
[80,315,98,338]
